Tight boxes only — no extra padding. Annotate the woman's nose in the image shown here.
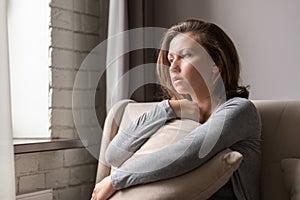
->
[170,57,181,72]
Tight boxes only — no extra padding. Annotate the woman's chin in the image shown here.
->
[174,86,193,96]
[174,89,189,96]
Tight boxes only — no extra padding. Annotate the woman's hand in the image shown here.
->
[91,176,116,200]
[169,99,200,122]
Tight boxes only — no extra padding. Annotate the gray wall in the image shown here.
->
[153,0,300,100]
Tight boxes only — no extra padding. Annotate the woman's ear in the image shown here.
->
[211,65,221,83]
[212,65,220,74]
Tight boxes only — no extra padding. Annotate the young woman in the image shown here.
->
[92,19,261,200]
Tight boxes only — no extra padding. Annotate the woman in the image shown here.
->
[92,19,261,200]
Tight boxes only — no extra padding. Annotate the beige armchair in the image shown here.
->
[254,100,300,200]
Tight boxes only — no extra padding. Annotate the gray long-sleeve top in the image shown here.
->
[105,97,262,200]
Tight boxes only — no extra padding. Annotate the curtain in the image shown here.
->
[106,0,158,111]
[106,0,129,111]
[0,0,16,199]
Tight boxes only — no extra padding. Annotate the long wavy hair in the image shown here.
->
[157,19,249,100]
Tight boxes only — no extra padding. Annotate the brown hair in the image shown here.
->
[157,19,249,100]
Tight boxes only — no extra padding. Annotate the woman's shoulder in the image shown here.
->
[217,97,258,117]
[223,97,255,108]
[215,97,261,132]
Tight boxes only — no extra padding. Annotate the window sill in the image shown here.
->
[14,139,84,154]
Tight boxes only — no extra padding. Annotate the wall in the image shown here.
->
[15,0,107,199]
[15,149,97,200]
[153,0,300,100]
[50,0,106,138]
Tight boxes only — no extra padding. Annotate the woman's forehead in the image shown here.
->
[169,33,204,55]
[167,33,215,66]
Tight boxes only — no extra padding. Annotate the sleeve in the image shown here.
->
[105,100,177,167]
[110,98,261,190]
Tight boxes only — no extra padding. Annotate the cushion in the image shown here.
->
[109,119,243,200]
[281,158,300,200]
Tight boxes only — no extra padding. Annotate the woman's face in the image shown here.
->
[168,33,215,100]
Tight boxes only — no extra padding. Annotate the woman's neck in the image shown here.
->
[190,93,212,123]
[198,99,212,123]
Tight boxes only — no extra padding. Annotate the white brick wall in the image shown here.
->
[15,148,97,200]
[51,0,74,10]
[15,154,39,175]
[50,0,103,139]
[51,29,74,50]
[64,148,96,167]
[54,186,81,200]
[39,151,64,170]
[51,49,75,69]
[51,89,73,109]
[45,168,70,189]
[51,69,75,89]
[19,174,46,194]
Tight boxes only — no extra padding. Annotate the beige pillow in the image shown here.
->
[109,119,243,200]
[281,158,300,200]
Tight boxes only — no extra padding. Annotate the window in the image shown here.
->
[8,0,50,138]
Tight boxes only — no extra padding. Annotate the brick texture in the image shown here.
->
[15,148,97,199]
[49,0,105,139]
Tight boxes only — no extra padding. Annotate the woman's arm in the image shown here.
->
[110,97,261,190]
[105,100,177,167]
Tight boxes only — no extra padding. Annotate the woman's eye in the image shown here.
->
[168,57,174,63]
[182,53,191,59]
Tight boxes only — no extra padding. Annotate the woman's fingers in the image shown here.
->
[91,176,116,200]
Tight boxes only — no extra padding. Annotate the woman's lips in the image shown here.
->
[172,76,183,83]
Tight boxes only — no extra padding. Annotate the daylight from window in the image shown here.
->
[8,0,50,138]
